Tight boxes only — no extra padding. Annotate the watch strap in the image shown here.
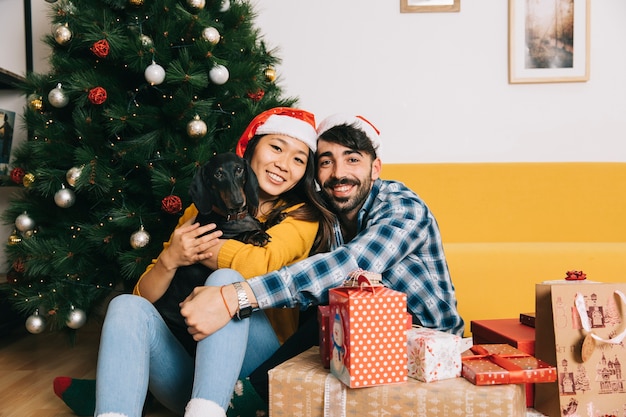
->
[233,281,253,320]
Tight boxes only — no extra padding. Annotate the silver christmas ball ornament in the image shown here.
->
[140,34,153,47]
[53,24,72,45]
[55,184,76,208]
[66,166,83,187]
[187,115,208,139]
[15,212,35,232]
[130,225,151,249]
[145,61,166,85]
[209,64,229,85]
[202,27,220,45]
[26,311,46,334]
[220,0,231,12]
[48,83,70,108]
[66,307,87,329]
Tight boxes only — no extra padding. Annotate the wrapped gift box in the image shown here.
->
[407,326,462,382]
[329,283,407,387]
[462,344,557,386]
[268,347,527,417]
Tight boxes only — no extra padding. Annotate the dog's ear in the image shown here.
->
[243,158,260,215]
[189,163,214,214]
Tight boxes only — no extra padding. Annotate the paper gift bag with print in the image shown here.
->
[535,280,626,417]
[328,270,408,388]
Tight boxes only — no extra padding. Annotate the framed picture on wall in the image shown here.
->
[509,0,590,84]
[0,109,16,172]
[400,0,460,13]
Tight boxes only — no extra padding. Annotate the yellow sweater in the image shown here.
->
[134,202,319,343]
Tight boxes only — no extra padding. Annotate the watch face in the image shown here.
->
[237,306,253,320]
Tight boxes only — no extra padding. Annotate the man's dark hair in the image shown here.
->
[318,123,378,159]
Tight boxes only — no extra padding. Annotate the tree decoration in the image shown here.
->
[22,173,35,187]
[247,89,265,102]
[15,212,35,232]
[186,115,208,138]
[88,86,108,105]
[187,0,206,9]
[48,83,70,108]
[129,0,144,6]
[209,64,229,85]
[161,195,183,214]
[202,27,220,45]
[53,24,72,45]
[145,61,166,85]
[26,310,47,334]
[220,0,231,12]
[8,230,22,246]
[66,166,83,187]
[66,306,87,329]
[28,95,44,112]
[130,225,151,249]
[90,39,110,58]
[54,184,76,208]
[10,167,25,184]
[264,66,276,82]
[140,34,153,47]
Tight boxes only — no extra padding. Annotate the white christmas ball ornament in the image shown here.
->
[55,184,76,208]
[145,61,166,85]
[15,212,35,232]
[26,311,46,334]
[66,307,87,329]
[130,225,151,249]
[187,0,205,9]
[220,0,231,12]
[209,65,229,85]
[202,27,220,45]
[48,83,70,108]
[53,24,72,45]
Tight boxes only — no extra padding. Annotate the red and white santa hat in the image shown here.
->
[316,113,381,152]
[236,107,317,157]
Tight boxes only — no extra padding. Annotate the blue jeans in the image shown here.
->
[94,269,280,417]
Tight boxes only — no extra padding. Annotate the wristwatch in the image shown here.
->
[233,281,253,320]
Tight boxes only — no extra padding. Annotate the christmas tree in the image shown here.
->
[1,0,296,334]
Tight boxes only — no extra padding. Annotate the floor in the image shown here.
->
[0,318,177,417]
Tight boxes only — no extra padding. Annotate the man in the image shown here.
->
[181,113,464,338]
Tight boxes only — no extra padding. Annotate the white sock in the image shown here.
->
[185,398,226,417]
[97,413,128,417]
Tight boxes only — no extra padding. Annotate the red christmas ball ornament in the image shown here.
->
[90,39,110,58]
[10,167,25,184]
[161,195,183,214]
[88,87,108,105]
[247,89,265,102]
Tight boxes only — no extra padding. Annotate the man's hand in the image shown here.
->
[180,284,237,340]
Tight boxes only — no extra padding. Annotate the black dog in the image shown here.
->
[153,152,270,355]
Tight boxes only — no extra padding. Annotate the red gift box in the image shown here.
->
[462,344,557,386]
[329,278,408,388]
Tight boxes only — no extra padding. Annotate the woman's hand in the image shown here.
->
[160,219,223,270]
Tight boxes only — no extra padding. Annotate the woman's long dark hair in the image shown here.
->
[243,135,336,254]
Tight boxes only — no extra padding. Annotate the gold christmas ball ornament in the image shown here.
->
[28,95,44,112]
[54,184,76,208]
[187,0,206,9]
[8,230,22,245]
[48,83,70,108]
[264,66,277,82]
[23,172,35,187]
[187,115,208,139]
[130,225,151,249]
[53,24,72,46]
[15,212,35,232]
[66,166,83,187]
[140,34,153,47]
[202,27,220,45]
[129,0,144,6]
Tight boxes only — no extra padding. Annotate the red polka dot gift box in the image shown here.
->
[328,271,408,388]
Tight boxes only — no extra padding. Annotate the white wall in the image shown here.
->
[16,0,626,163]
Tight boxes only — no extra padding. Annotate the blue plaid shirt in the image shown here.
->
[248,178,465,336]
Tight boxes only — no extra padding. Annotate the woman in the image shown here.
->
[86,108,334,417]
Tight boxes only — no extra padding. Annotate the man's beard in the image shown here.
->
[322,176,372,215]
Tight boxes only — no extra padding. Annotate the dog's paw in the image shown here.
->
[247,231,271,247]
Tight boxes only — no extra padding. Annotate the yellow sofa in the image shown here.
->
[381,162,626,336]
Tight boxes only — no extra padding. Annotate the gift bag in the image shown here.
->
[535,280,626,417]
[329,271,407,388]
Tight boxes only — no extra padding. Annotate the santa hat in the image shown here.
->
[316,113,381,152]
[236,107,317,157]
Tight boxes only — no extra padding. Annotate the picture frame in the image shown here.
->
[0,109,16,172]
[509,0,590,84]
[400,0,460,13]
